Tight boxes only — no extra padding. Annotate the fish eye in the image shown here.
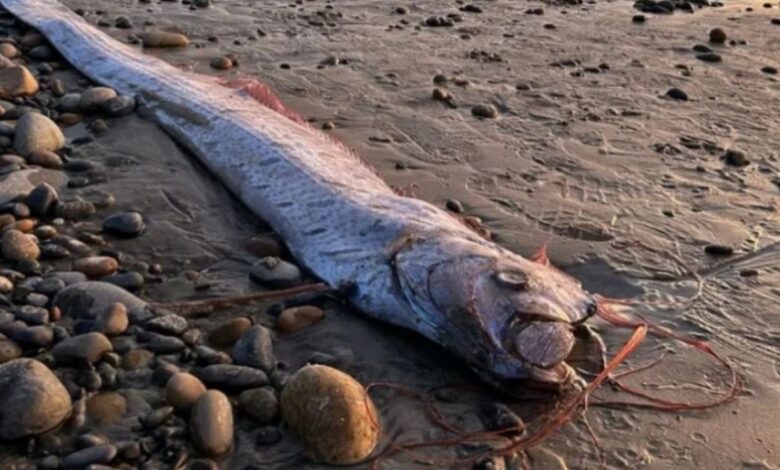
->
[495,271,528,290]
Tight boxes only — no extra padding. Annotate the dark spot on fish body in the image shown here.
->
[303,227,327,237]
[307,199,337,209]
[276,201,294,208]
[255,157,281,167]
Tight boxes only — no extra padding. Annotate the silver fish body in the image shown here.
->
[4,0,596,388]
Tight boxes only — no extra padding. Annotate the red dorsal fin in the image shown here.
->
[221,78,308,125]
[530,242,550,266]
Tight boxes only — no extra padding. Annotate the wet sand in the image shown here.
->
[2,0,780,468]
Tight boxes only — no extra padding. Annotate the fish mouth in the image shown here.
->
[498,362,578,396]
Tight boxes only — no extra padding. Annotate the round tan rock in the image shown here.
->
[166,372,207,411]
[86,392,127,426]
[0,43,18,59]
[95,302,129,336]
[79,86,117,113]
[2,229,39,261]
[140,31,189,48]
[276,306,324,334]
[190,390,234,457]
[27,150,63,169]
[208,317,252,347]
[0,359,71,440]
[0,66,38,99]
[73,256,119,278]
[280,365,380,465]
[13,112,65,156]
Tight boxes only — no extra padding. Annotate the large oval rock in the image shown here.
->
[0,358,71,440]
[52,332,113,364]
[53,281,149,322]
[2,229,39,262]
[13,112,66,156]
[190,390,233,457]
[280,365,380,465]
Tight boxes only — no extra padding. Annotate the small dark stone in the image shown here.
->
[761,66,778,75]
[696,52,722,62]
[666,88,688,101]
[705,244,734,256]
[724,149,748,166]
[26,182,58,216]
[471,103,499,118]
[195,364,268,390]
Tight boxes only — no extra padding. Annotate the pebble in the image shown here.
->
[13,112,66,156]
[55,200,97,220]
[166,372,207,411]
[103,211,145,238]
[724,148,749,166]
[73,256,119,278]
[276,306,325,333]
[0,43,18,59]
[280,365,380,464]
[471,103,499,119]
[705,244,734,256]
[445,199,464,213]
[0,66,38,99]
[86,392,127,425]
[52,332,113,364]
[12,325,54,347]
[79,87,117,113]
[232,324,274,371]
[146,313,188,336]
[666,88,688,101]
[696,52,722,62]
[35,277,65,295]
[196,364,269,390]
[27,150,63,169]
[103,271,145,291]
[95,302,129,336]
[102,95,136,117]
[238,387,279,424]
[26,182,58,216]
[632,14,646,23]
[249,256,302,288]
[245,234,283,258]
[61,444,117,469]
[140,405,174,429]
[761,66,778,75]
[147,333,186,353]
[432,87,450,101]
[2,229,39,261]
[209,317,252,346]
[0,339,21,363]
[13,305,48,324]
[140,31,190,48]
[190,390,234,457]
[709,27,727,43]
[0,359,71,440]
[210,57,233,70]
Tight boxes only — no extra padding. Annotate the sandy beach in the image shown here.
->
[0,0,778,468]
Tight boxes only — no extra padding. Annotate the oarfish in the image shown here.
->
[5,0,599,391]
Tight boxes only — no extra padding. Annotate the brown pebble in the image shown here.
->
[73,256,119,278]
[432,87,450,101]
[246,234,283,258]
[139,31,190,48]
[95,302,129,336]
[276,306,324,334]
[471,103,498,119]
[166,372,207,411]
[209,317,252,346]
[209,56,233,70]
[709,27,727,44]
[86,392,127,426]
[1,229,39,262]
[190,390,234,457]
[122,349,154,370]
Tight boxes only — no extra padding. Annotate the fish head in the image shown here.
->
[396,235,597,391]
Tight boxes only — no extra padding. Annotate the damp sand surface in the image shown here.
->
[6,0,780,468]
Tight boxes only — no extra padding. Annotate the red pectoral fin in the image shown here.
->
[530,242,550,266]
